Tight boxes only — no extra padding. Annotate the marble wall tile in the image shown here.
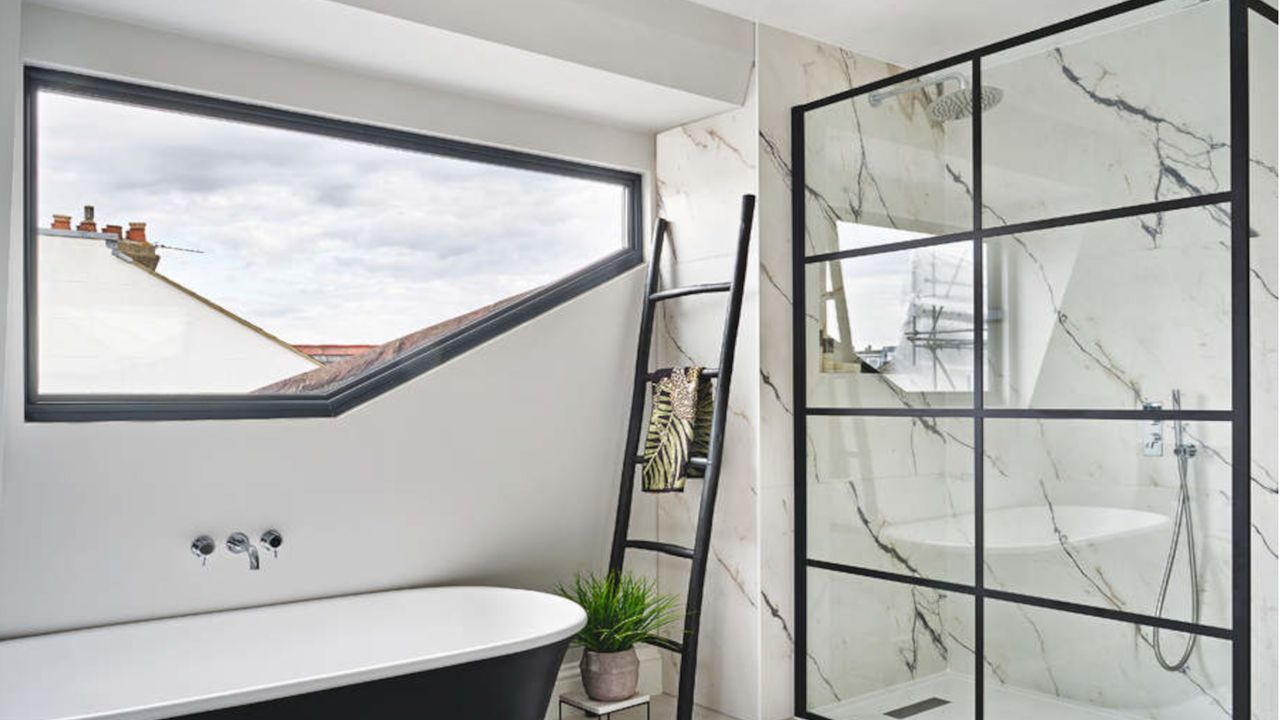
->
[654,71,760,720]
[756,24,910,720]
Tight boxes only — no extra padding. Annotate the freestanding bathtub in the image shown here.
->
[0,586,586,720]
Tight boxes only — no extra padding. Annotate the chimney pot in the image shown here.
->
[77,205,97,232]
[52,214,72,231]
[103,224,123,239]
[126,222,148,243]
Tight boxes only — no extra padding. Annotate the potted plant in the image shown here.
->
[558,571,682,702]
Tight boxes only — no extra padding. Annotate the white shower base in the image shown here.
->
[814,671,1223,720]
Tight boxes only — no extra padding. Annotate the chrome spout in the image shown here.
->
[226,532,260,570]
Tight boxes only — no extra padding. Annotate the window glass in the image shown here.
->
[33,85,632,397]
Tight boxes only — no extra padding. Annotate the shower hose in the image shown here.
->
[1152,389,1200,672]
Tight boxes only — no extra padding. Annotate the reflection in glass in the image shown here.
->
[807,244,988,408]
[808,416,974,584]
[984,204,1230,410]
[802,64,974,257]
[985,600,1232,719]
[807,568,975,717]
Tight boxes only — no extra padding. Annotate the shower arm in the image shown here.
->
[868,73,969,107]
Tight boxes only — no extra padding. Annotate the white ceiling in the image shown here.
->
[685,0,1126,67]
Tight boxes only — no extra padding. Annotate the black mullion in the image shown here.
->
[1248,0,1279,23]
[805,230,974,264]
[1228,0,1252,717]
[802,193,1232,266]
[984,589,1234,641]
[806,559,1235,641]
[806,407,1234,421]
[808,559,977,596]
[970,54,985,720]
[980,192,1231,239]
[791,106,810,720]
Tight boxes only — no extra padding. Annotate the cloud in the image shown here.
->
[37,90,625,344]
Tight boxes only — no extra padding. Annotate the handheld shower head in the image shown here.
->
[927,84,1004,123]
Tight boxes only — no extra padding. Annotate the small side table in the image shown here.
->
[558,691,651,719]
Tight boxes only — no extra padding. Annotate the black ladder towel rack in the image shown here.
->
[607,194,755,720]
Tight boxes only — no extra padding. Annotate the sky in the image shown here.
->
[37,90,625,345]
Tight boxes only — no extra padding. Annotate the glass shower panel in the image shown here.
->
[983,418,1233,629]
[984,600,1233,719]
[984,204,1231,410]
[808,416,974,584]
[807,568,976,718]
[806,248,984,409]
[802,64,973,257]
[982,0,1230,225]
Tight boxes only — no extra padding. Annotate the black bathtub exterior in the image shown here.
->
[172,638,571,719]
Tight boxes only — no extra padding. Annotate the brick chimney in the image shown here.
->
[51,214,71,231]
[102,224,123,240]
[77,205,97,233]
[118,222,159,271]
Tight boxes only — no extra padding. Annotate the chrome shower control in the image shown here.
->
[190,535,215,566]
[260,529,283,558]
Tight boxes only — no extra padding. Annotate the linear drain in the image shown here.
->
[884,697,951,719]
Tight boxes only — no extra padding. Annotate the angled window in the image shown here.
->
[25,68,642,421]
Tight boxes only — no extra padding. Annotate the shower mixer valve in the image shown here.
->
[1142,400,1164,457]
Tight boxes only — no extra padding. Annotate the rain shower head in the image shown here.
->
[926,84,1004,123]
[868,73,1003,123]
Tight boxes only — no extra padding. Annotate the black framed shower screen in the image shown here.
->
[790,0,1277,717]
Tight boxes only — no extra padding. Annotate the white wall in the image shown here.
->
[0,3,654,636]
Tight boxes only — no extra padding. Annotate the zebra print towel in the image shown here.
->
[641,366,713,493]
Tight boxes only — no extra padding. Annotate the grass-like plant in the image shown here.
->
[558,571,683,653]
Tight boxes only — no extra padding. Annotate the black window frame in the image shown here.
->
[23,67,644,422]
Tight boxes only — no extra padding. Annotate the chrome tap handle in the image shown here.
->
[260,529,283,558]
[190,535,215,567]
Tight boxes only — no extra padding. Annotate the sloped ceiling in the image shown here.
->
[685,0,1129,67]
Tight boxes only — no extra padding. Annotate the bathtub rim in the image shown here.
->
[0,585,586,720]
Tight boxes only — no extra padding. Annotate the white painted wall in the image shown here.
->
[37,233,320,394]
[20,4,657,178]
[0,3,654,636]
[0,0,19,519]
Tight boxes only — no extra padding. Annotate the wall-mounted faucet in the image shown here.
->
[226,532,260,571]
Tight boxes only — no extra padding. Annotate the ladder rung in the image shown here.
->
[644,636,685,654]
[625,539,695,559]
[634,455,709,469]
[645,367,719,382]
[649,282,731,302]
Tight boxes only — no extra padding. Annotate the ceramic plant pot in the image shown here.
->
[580,647,640,701]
